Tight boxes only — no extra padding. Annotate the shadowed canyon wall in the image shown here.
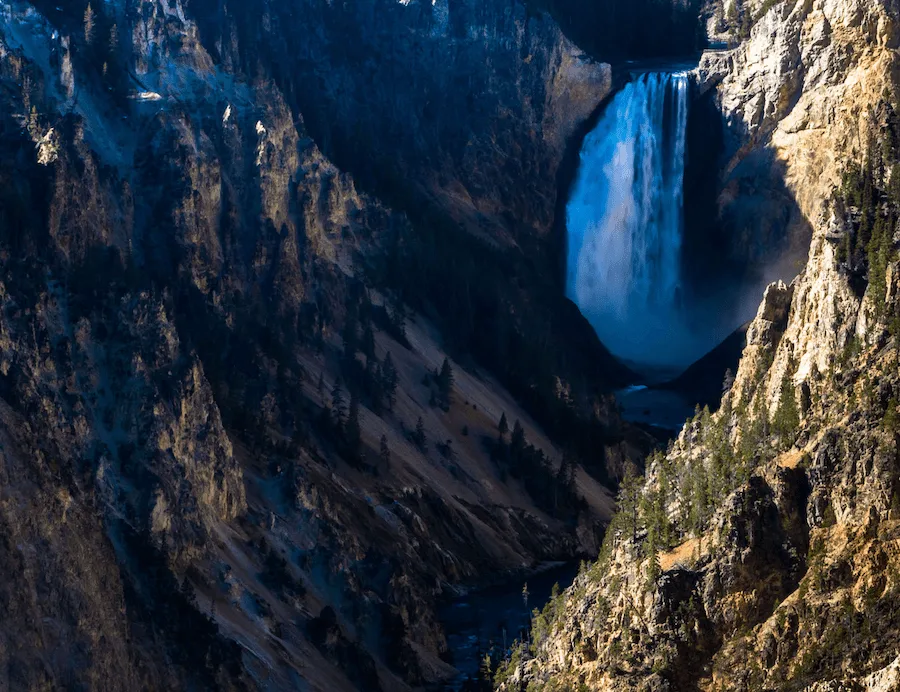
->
[0,0,709,689]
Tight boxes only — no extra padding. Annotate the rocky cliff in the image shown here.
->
[0,0,654,689]
[504,0,900,689]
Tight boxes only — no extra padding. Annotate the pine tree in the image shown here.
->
[413,416,427,451]
[382,352,398,409]
[437,357,454,408]
[726,0,739,29]
[379,434,391,470]
[554,452,575,512]
[345,394,361,459]
[619,467,642,544]
[331,382,346,428]
[317,371,325,396]
[738,1,752,38]
[688,460,710,553]
[645,532,662,590]
[772,373,800,446]
[498,412,509,439]
[510,420,526,461]
[480,653,493,684]
[388,298,406,337]
[84,3,95,45]
[722,368,735,394]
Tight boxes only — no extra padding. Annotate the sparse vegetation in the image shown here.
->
[772,369,800,447]
[491,418,585,520]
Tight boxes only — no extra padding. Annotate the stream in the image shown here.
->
[615,384,695,432]
[436,561,580,690]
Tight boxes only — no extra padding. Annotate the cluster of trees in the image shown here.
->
[320,381,364,464]
[374,184,627,491]
[835,100,900,315]
[491,413,585,521]
[303,288,405,471]
[724,0,782,43]
[601,371,811,592]
[724,0,751,41]
[32,0,131,104]
[725,0,752,41]
[599,399,775,590]
[423,357,454,410]
[772,369,801,443]
[258,540,307,601]
[182,0,638,495]
[338,290,401,417]
[319,376,389,476]
[118,522,244,685]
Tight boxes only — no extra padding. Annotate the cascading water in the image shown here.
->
[566,72,695,372]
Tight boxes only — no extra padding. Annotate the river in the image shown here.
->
[435,561,580,690]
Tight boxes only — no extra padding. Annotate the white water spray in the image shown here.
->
[566,72,694,371]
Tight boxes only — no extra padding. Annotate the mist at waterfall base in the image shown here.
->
[566,72,741,379]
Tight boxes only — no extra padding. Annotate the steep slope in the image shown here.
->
[0,0,653,689]
[505,0,900,689]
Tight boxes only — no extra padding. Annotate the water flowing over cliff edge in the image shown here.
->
[567,72,691,370]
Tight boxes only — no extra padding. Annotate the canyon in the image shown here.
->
[0,0,664,689]
[0,0,898,690]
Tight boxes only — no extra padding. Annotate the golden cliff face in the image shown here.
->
[510,0,900,690]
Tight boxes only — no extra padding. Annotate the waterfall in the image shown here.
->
[566,72,692,371]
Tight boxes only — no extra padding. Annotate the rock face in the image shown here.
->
[686,0,898,325]
[209,0,611,248]
[508,0,900,689]
[0,0,659,689]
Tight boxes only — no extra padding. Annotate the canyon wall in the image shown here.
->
[0,0,654,689]
[509,0,900,688]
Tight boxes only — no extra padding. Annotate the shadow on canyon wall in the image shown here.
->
[0,2,817,690]
[0,2,671,690]
[183,0,663,470]
[537,0,708,60]
[553,66,812,419]
[665,76,812,410]
[683,82,812,325]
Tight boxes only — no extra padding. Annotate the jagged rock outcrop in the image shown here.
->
[689,0,899,315]
[194,0,612,250]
